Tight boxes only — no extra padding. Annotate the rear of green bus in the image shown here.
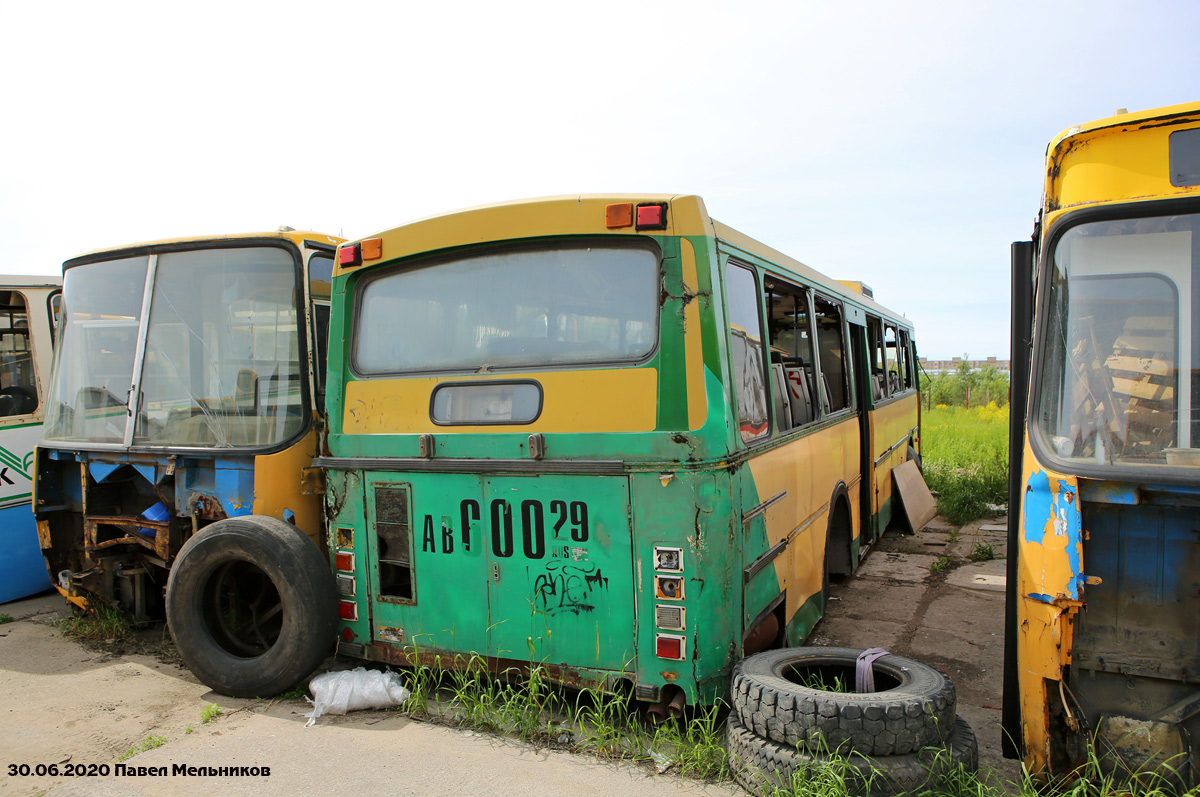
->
[321,195,752,707]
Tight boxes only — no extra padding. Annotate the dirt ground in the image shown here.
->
[809,515,1022,791]
[0,515,1018,796]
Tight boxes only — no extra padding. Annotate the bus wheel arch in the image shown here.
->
[825,485,854,579]
[165,515,338,698]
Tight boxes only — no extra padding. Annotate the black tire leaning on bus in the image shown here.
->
[731,647,956,756]
[907,443,923,475]
[165,516,339,699]
[727,712,977,797]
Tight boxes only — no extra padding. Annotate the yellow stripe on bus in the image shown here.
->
[343,368,659,434]
[746,418,860,622]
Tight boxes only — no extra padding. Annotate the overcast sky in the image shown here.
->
[2,0,1197,359]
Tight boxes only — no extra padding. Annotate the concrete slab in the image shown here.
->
[812,519,1022,790]
[947,560,1008,592]
[0,590,68,621]
[852,550,940,583]
[826,581,926,625]
[807,617,909,652]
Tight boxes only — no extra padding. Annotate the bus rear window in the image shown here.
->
[353,243,659,374]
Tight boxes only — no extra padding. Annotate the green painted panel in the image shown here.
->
[630,469,738,703]
[364,472,490,655]
[482,474,636,671]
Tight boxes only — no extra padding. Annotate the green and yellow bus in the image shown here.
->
[298,194,923,710]
[1005,103,1200,789]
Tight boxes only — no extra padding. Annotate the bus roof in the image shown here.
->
[1044,101,1200,214]
[64,229,344,268]
[711,219,911,327]
[1047,101,1200,152]
[340,194,912,329]
[0,275,62,288]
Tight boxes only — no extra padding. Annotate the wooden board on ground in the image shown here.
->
[893,459,937,533]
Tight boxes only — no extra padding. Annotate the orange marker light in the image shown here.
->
[361,238,383,261]
[605,203,634,228]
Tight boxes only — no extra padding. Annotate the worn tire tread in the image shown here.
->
[166,516,338,698]
[727,712,978,797]
[731,646,956,755]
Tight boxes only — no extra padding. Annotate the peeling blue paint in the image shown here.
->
[1023,470,1053,544]
[1022,470,1084,600]
[1028,592,1055,604]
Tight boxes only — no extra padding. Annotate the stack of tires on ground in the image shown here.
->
[728,647,978,796]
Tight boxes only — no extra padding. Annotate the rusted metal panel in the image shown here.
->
[300,467,326,496]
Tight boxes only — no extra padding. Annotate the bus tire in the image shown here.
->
[166,515,338,698]
[731,647,956,756]
[727,712,977,797]
[907,444,923,475]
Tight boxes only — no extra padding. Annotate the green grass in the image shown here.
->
[116,734,166,762]
[0,613,14,624]
[930,555,952,573]
[277,685,307,700]
[969,542,996,562]
[55,602,130,641]
[200,703,222,724]
[368,653,1191,795]
[923,404,1009,525]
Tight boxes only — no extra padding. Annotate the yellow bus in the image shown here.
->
[157,194,925,705]
[1005,102,1200,789]
[36,228,343,662]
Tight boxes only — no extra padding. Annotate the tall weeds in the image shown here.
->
[923,404,1009,525]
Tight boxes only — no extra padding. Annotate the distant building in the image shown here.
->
[918,356,1009,375]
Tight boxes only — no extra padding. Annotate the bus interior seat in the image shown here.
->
[822,374,834,412]
[785,367,814,426]
[0,386,36,416]
[771,363,793,432]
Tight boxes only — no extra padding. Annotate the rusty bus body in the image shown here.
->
[1005,102,1200,789]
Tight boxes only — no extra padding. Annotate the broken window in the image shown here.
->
[1036,214,1199,467]
[0,290,40,417]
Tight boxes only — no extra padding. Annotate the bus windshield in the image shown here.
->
[44,246,305,448]
[353,242,660,374]
[1035,213,1199,467]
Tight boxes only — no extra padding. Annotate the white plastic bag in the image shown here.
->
[303,667,411,727]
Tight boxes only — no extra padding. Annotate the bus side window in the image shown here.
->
[0,290,38,417]
[884,324,903,394]
[308,253,334,415]
[900,330,915,390]
[313,301,331,414]
[814,296,850,412]
[765,279,818,431]
[726,263,769,444]
[867,316,887,401]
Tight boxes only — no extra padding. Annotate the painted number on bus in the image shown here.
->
[420,499,589,559]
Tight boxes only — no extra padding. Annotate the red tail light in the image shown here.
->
[338,244,362,267]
